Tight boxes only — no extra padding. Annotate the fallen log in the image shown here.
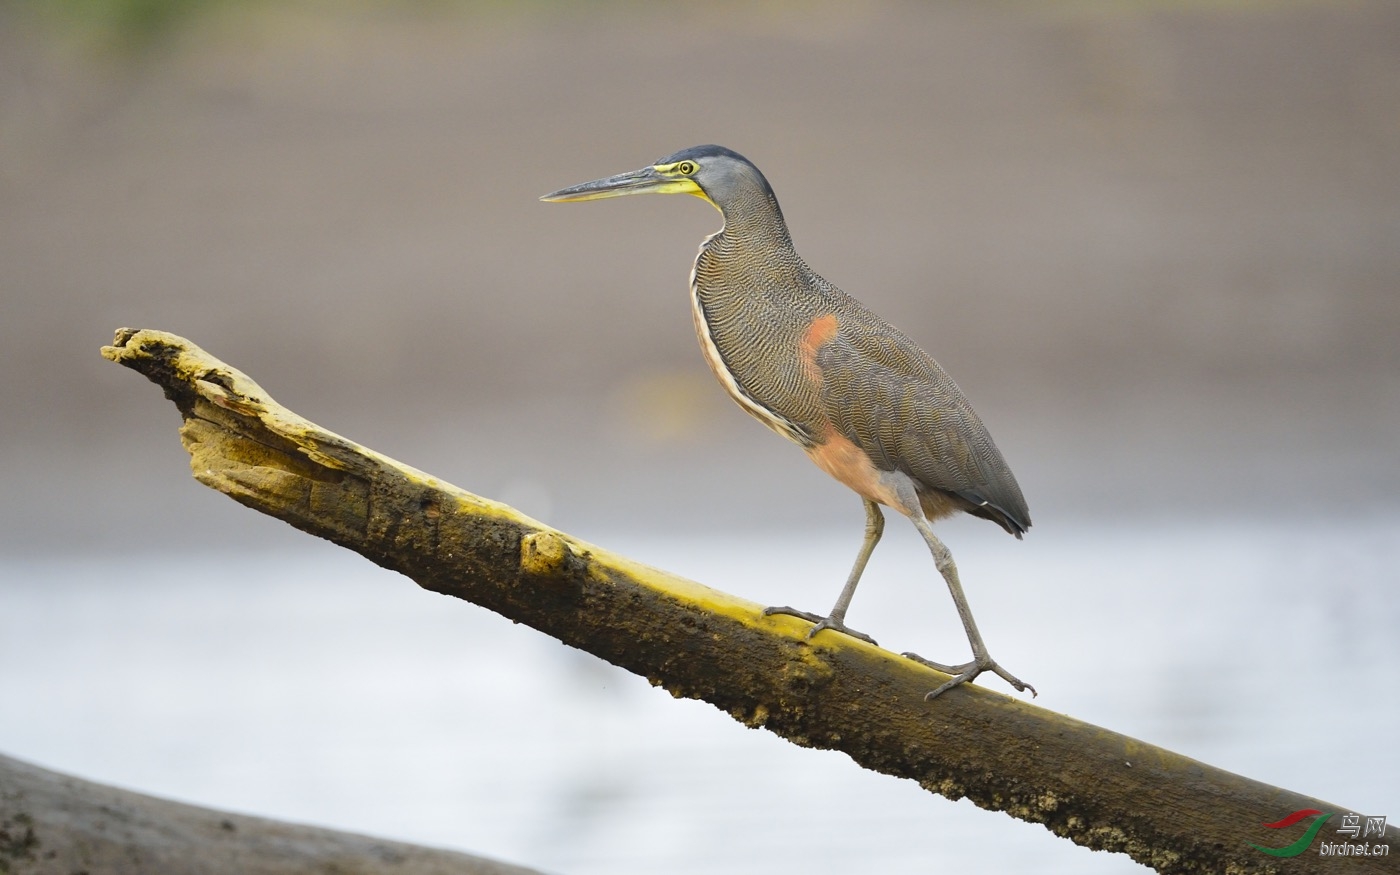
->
[0,752,542,875]
[99,327,1396,874]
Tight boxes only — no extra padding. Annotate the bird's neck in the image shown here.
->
[696,193,823,312]
[714,189,798,257]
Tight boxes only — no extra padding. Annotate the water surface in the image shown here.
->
[2,514,1396,873]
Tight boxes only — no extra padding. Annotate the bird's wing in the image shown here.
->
[812,317,1030,533]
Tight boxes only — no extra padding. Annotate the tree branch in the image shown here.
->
[101,328,1395,874]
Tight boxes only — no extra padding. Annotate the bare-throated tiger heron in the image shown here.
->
[542,145,1033,699]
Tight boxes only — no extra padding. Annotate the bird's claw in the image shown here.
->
[902,651,1037,700]
[764,606,878,646]
[806,616,878,646]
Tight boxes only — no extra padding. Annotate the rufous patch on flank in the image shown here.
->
[798,313,839,383]
[805,424,902,510]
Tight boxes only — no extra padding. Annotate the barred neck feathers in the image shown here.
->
[699,191,828,311]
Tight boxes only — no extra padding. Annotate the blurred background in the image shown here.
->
[1,1,1397,873]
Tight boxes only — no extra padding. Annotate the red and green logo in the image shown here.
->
[1251,809,1332,857]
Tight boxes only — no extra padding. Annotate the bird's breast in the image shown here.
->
[689,232,830,448]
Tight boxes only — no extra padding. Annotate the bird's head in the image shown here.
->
[540,144,774,216]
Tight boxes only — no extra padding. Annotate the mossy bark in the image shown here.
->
[101,327,1396,875]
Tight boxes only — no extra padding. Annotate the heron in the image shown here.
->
[542,145,1033,699]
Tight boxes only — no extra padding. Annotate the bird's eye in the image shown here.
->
[676,161,697,175]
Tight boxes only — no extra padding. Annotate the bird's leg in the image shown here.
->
[805,500,883,644]
[901,516,1036,700]
[764,499,882,646]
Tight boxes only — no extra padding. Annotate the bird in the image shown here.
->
[541,145,1033,699]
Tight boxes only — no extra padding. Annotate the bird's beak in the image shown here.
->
[540,165,699,202]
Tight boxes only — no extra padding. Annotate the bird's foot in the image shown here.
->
[901,651,1037,700]
[763,606,878,646]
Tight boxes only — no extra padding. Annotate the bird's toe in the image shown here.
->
[763,605,827,626]
[806,616,877,646]
[764,606,877,645]
[903,651,1036,700]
